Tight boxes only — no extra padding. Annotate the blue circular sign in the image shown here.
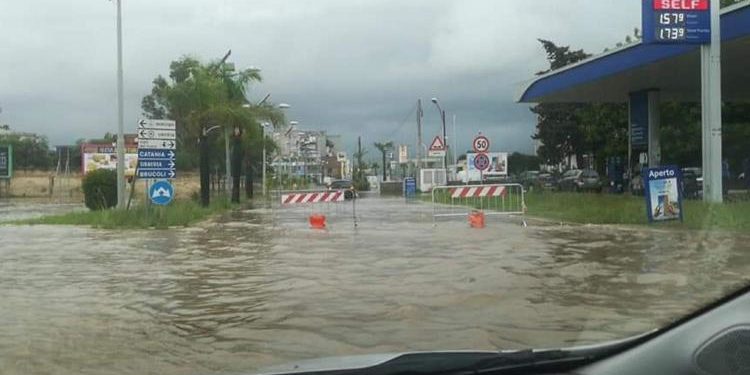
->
[149,180,174,206]
[474,153,490,171]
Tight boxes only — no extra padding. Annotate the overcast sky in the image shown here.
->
[0,0,639,158]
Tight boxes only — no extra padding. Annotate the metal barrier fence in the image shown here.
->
[431,183,526,221]
[271,188,357,227]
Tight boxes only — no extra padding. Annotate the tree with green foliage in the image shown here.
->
[508,153,542,175]
[530,39,590,167]
[0,133,52,171]
[141,55,284,173]
[373,141,393,181]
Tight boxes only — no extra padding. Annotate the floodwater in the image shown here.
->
[0,199,84,222]
[0,197,748,375]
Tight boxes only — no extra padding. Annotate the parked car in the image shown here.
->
[327,179,356,199]
[557,169,602,192]
[518,170,540,190]
[534,173,556,191]
[681,167,703,199]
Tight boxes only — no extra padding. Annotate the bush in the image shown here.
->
[82,169,118,210]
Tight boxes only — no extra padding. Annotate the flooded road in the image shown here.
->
[0,199,84,222]
[1,197,749,375]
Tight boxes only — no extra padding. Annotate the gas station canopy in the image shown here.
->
[517,1,750,104]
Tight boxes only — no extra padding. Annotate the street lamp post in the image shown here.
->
[431,98,448,178]
[115,0,125,209]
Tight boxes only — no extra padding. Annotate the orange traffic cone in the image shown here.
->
[468,211,485,229]
[309,214,327,229]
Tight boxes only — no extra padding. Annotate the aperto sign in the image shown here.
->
[643,165,684,223]
[642,0,711,44]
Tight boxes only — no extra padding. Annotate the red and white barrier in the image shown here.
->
[449,185,507,199]
[281,190,345,205]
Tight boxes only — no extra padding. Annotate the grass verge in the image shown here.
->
[17,198,236,229]
[429,191,750,231]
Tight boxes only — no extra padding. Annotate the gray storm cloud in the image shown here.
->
[0,0,638,157]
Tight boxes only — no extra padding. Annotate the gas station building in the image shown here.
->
[517,1,750,202]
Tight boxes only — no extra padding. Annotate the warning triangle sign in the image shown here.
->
[429,136,445,151]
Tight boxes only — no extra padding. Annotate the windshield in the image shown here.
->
[1,1,750,375]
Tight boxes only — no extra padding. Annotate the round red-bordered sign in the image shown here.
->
[472,135,490,153]
[474,153,490,171]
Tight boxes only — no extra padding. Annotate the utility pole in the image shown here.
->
[115,0,125,209]
[453,114,457,168]
[199,128,210,207]
[416,99,423,174]
[357,136,362,182]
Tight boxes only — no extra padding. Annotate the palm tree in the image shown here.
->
[374,141,393,181]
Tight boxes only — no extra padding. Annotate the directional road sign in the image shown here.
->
[138,169,176,179]
[138,139,176,150]
[138,149,175,160]
[138,119,176,130]
[138,129,176,140]
[149,180,174,206]
[137,159,176,169]
[137,119,177,180]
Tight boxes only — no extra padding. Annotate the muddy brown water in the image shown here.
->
[0,197,748,375]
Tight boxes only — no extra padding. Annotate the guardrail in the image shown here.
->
[431,183,526,221]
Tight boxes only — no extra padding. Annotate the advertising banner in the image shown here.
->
[398,145,408,164]
[643,165,684,222]
[81,143,138,176]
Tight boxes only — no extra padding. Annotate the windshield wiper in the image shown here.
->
[268,332,654,375]
[341,349,591,375]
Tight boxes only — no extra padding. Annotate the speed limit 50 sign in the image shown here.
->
[472,135,490,153]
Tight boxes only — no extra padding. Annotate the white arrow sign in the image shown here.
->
[138,129,176,140]
[138,119,176,130]
[138,139,176,150]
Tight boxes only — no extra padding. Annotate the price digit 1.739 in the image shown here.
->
[659,27,685,40]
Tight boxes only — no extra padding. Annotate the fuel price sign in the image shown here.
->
[642,0,711,44]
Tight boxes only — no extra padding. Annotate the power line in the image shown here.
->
[384,103,417,140]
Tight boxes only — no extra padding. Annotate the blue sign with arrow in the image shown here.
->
[137,148,176,179]
[138,149,175,160]
[137,160,176,169]
[138,169,176,179]
[149,180,174,206]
